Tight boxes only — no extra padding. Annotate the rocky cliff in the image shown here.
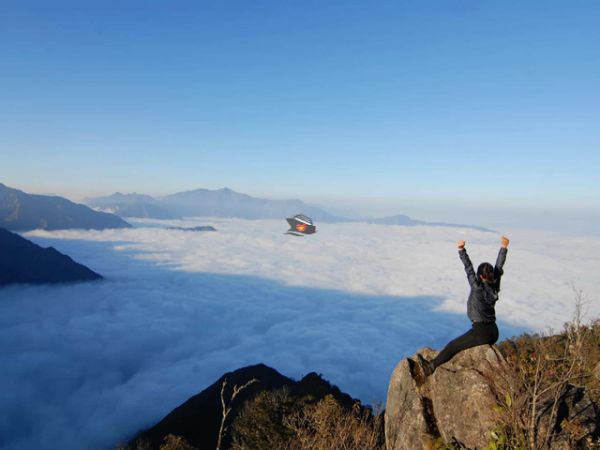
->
[385,345,599,449]
[386,346,503,449]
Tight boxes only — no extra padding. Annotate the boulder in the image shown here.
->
[385,345,505,450]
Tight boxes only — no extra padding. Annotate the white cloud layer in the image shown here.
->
[1,219,598,449]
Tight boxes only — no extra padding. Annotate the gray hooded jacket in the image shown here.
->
[459,247,508,323]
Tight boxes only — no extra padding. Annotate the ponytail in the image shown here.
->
[477,262,499,291]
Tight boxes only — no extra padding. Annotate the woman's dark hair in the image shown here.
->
[477,262,499,291]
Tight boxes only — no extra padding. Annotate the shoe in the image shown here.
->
[417,353,435,378]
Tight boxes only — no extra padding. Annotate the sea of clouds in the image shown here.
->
[1,218,599,449]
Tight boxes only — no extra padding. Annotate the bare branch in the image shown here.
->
[216,378,259,450]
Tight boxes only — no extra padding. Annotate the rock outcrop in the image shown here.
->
[386,345,600,450]
[536,383,599,449]
[385,345,506,450]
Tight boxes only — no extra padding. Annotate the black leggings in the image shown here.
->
[432,322,499,369]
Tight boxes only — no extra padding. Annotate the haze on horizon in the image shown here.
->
[1,1,599,232]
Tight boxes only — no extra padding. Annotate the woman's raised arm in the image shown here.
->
[458,240,477,286]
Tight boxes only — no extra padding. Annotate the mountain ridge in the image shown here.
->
[0,227,103,285]
[0,183,131,231]
[84,191,180,220]
[129,363,363,450]
[85,187,493,231]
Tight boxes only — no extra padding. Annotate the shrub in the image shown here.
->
[231,389,384,450]
[492,291,600,449]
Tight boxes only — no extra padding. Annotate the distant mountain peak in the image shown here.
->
[85,192,179,220]
[70,183,493,231]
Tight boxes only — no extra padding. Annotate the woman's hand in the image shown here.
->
[501,236,510,248]
[457,240,466,250]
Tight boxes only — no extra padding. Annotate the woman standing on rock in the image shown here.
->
[417,236,510,380]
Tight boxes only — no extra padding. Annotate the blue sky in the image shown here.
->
[1,1,599,228]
